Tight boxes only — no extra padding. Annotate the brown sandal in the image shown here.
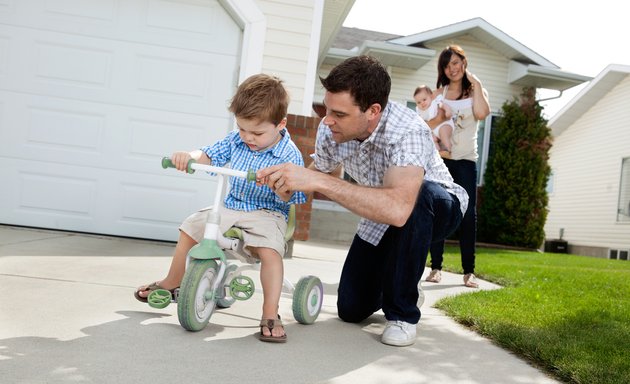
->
[258,316,287,343]
[134,281,178,303]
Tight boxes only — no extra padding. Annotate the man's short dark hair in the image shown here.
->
[320,55,391,112]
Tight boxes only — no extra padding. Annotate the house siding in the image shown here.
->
[392,36,518,113]
[316,35,518,116]
[257,0,315,116]
[545,75,630,252]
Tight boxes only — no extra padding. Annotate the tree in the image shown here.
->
[478,87,552,248]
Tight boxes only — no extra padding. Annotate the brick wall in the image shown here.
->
[285,113,320,240]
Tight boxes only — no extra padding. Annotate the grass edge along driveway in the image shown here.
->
[436,247,630,384]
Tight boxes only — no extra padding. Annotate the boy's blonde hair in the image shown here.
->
[229,74,289,126]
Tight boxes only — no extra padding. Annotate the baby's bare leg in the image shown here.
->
[433,134,441,151]
[439,125,453,152]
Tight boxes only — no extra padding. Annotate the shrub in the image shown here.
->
[478,87,552,248]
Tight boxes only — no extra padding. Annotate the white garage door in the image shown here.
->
[0,0,242,241]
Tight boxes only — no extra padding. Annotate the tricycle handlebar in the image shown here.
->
[161,157,256,182]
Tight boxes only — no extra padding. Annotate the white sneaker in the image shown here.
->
[381,320,416,346]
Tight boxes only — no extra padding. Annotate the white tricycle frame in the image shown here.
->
[148,157,323,332]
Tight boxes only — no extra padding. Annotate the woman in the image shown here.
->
[426,45,490,288]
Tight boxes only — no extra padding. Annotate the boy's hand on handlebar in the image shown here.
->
[170,151,193,172]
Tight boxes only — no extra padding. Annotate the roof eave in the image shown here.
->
[323,41,435,70]
[549,64,630,136]
[508,61,592,91]
[390,17,558,68]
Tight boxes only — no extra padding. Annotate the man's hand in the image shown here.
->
[257,162,323,198]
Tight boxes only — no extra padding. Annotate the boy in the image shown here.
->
[135,74,307,343]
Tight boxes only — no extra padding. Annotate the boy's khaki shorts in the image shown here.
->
[179,206,287,259]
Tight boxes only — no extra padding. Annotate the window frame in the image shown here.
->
[476,114,496,186]
[617,157,630,223]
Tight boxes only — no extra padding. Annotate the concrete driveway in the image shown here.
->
[0,225,559,383]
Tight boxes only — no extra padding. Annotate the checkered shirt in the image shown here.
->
[201,129,307,221]
[311,102,469,245]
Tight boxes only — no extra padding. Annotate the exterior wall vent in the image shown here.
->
[608,249,629,261]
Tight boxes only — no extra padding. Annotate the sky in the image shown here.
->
[342,0,630,118]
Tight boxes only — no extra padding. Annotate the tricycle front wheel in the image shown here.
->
[177,259,219,331]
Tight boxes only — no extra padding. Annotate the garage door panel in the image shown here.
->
[0,24,238,116]
[42,0,118,22]
[1,158,219,240]
[0,25,237,115]
[36,39,112,87]
[1,0,240,55]
[0,0,16,14]
[119,182,198,225]
[126,116,228,162]
[0,34,10,78]
[1,160,99,229]
[100,169,219,241]
[127,46,238,114]
[111,111,231,173]
[0,91,230,173]
[18,171,97,218]
[0,0,241,240]
[27,105,105,153]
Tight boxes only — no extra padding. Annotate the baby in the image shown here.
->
[413,85,454,158]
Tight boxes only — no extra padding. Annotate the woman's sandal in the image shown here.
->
[463,273,479,288]
[258,316,287,343]
[134,281,178,303]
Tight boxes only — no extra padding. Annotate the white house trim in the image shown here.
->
[302,0,325,115]
[550,64,630,136]
[390,17,557,68]
[220,0,266,82]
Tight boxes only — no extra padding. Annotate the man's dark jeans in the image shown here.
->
[337,180,463,324]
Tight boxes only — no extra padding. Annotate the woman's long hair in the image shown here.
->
[436,45,472,100]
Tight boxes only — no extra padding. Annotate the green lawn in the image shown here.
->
[435,247,630,384]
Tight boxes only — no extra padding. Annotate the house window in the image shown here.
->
[609,249,629,261]
[546,170,554,194]
[617,157,630,222]
[477,114,497,186]
[405,99,496,186]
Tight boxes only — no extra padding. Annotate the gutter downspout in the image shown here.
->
[537,90,563,102]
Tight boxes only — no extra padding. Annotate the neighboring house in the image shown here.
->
[309,18,592,242]
[546,64,630,259]
[0,0,354,242]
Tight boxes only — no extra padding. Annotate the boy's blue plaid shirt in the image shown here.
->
[201,129,307,221]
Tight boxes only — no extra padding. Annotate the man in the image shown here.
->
[256,55,468,346]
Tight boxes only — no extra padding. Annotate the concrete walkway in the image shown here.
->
[0,225,560,384]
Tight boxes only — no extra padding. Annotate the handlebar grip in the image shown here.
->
[161,157,195,174]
